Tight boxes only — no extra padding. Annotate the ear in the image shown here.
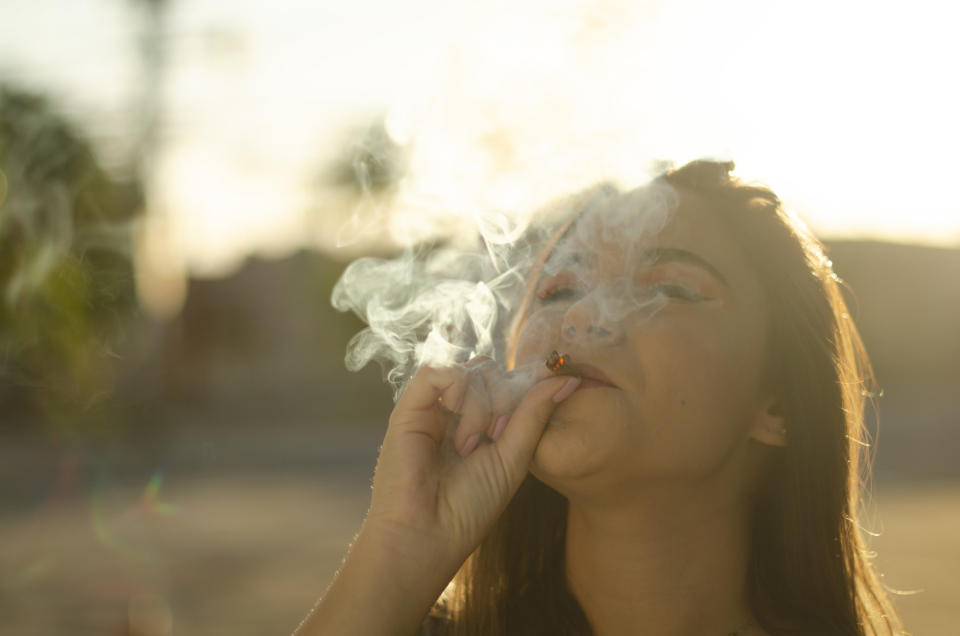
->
[749,396,787,447]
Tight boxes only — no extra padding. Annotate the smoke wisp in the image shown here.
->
[331,172,682,399]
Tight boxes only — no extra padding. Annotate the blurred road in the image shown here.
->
[0,423,955,635]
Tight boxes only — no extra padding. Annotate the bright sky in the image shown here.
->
[2,0,959,286]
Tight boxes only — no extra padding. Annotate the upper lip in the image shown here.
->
[565,362,617,387]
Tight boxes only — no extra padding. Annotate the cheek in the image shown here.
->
[532,391,636,481]
[627,321,764,458]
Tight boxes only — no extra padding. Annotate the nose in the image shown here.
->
[560,299,623,347]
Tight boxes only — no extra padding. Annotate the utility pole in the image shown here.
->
[127,0,186,320]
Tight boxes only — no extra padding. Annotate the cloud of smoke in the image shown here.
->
[332,244,523,396]
[331,167,681,398]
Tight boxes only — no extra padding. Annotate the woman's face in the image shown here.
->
[514,185,784,498]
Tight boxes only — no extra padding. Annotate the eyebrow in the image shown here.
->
[643,247,730,287]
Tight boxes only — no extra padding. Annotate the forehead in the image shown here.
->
[553,187,761,297]
[559,187,727,254]
[654,191,743,266]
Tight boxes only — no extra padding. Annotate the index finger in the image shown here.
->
[500,357,557,398]
[389,364,468,438]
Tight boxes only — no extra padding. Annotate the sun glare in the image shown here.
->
[23,0,944,275]
[364,0,960,254]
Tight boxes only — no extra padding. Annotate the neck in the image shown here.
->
[564,480,758,636]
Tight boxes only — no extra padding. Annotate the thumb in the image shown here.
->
[495,375,581,482]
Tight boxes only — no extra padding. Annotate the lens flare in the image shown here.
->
[91,470,178,561]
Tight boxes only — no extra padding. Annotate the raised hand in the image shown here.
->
[365,358,581,566]
[297,357,580,636]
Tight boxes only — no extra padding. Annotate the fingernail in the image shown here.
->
[492,415,508,441]
[460,433,481,457]
[552,377,582,403]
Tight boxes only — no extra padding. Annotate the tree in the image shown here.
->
[0,85,142,436]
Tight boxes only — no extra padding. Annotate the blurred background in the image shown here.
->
[1,1,958,634]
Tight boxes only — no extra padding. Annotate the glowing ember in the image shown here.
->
[545,350,568,373]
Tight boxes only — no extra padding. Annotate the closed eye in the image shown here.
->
[539,282,706,304]
[646,283,708,302]
[537,286,582,303]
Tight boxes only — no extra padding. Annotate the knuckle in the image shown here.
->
[467,370,485,389]
[387,410,410,431]
[486,447,515,491]
[414,363,437,378]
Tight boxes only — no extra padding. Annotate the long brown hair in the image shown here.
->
[428,160,904,635]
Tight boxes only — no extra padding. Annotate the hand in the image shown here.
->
[362,357,582,569]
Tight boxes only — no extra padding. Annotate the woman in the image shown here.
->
[297,160,905,635]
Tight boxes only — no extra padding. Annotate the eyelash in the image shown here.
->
[537,286,582,303]
[537,282,707,304]
[649,283,708,303]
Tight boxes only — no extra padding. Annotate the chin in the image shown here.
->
[532,392,629,481]
[529,447,601,499]
[532,417,601,483]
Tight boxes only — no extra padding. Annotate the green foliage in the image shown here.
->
[0,84,142,436]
